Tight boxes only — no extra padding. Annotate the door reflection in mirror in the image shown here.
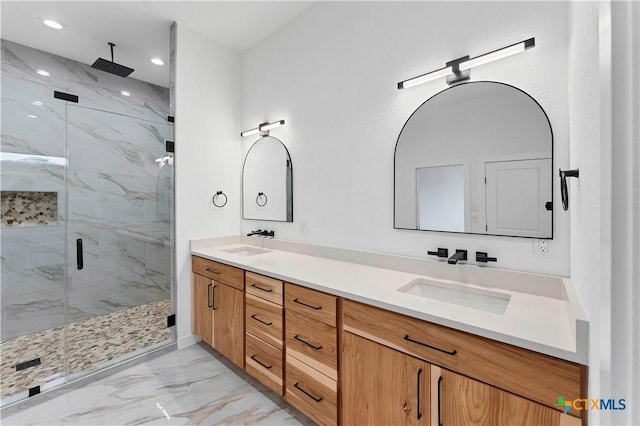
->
[395,81,553,238]
[242,136,293,222]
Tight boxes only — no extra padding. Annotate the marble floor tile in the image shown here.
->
[1,300,171,401]
[1,344,314,426]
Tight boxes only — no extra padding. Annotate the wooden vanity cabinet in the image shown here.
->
[341,299,585,426]
[342,331,430,426]
[244,272,285,396]
[284,283,338,426]
[434,367,581,426]
[191,256,244,368]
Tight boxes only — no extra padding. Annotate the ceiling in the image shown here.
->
[0,1,315,87]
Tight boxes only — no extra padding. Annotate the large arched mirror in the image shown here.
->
[394,81,553,238]
[243,136,293,222]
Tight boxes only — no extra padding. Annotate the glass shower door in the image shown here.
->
[0,76,68,405]
[65,105,174,378]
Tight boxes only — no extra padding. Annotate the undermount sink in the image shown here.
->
[398,278,511,314]
[222,246,272,256]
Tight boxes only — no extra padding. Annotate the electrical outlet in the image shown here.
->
[533,238,552,257]
[538,239,548,252]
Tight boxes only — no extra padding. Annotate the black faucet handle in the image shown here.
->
[427,248,449,258]
[476,252,497,263]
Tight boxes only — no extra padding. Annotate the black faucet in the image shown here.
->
[476,252,497,263]
[247,230,263,236]
[448,249,467,265]
[261,230,275,237]
[427,248,449,259]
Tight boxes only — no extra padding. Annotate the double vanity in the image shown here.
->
[191,237,588,426]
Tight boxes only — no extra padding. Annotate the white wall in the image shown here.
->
[568,4,607,423]
[174,23,241,348]
[570,2,640,424]
[242,1,570,276]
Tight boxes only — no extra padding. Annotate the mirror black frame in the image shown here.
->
[242,135,293,222]
[393,81,554,239]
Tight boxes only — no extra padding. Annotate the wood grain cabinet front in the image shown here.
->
[246,271,284,305]
[286,354,338,426]
[191,256,245,369]
[245,332,284,396]
[342,331,430,426]
[342,300,586,426]
[244,273,285,396]
[284,283,338,426]
[285,283,337,327]
[246,293,283,350]
[433,366,581,426]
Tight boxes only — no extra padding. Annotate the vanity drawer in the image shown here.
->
[286,354,337,426]
[192,256,244,290]
[246,293,283,350]
[245,332,283,396]
[342,299,583,415]
[246,271,283,305]
[285,309,337,381]
[285,283,337,327]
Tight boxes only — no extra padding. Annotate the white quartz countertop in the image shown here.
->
[191,239,588,364]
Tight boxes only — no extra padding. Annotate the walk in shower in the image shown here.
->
[0,40,175,406]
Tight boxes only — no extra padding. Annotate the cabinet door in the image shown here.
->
[342,331,430,426]
[213,282,245,368]
[436,367,581,426]
[192,273,213,346]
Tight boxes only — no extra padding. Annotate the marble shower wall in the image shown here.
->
[1,40,173,340]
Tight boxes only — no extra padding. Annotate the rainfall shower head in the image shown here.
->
[91,42,134,78]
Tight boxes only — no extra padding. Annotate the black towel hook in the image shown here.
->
[212,191,227,207]
[256,192,268,207]
[559,168,579,211]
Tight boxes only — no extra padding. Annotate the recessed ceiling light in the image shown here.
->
[150,58,164,66]
[41,19,64,30]
[36,70,50,76]
[120,91,131,97]
[27,115,38,119]
[32,101,43,106]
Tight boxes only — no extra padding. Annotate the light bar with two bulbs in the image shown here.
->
[397,37,535,90]
[241,119,286,137]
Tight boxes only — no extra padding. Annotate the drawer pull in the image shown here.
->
[251,283,273,293]
[404,335,457,356]
[417,368,423,420]
[294,382,323,402]
[206,267,221,274]
[293,335,323,350]
[437,376,443,426]
[293,298,322,310]
[250,314,273,326]
[207,284,213,308]
[250,355,272,370]
[212,285,218,310]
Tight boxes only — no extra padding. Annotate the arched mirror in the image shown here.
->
[243,136,293,222]
[394,81,553,238]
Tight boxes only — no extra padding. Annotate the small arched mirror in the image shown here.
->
[394,81,553,238]
[243,136,293,222]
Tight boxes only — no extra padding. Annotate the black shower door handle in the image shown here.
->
[76,238,83,270]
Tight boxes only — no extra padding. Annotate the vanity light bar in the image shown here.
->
[397,37,535,90]
[259,120,285,132]
[240,127,260,137]
[398,67,453,90]
[240,120,286,137]
[459,38,535,71]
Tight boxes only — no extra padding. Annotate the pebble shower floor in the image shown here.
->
[0,299,171,401]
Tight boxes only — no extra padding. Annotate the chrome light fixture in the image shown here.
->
[241,119,285,137]
[397,38,535,90]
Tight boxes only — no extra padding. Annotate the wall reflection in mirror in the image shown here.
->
[242,136,293,222]
[394,81,553,238]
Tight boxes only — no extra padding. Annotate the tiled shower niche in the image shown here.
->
[1,191,58,227]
